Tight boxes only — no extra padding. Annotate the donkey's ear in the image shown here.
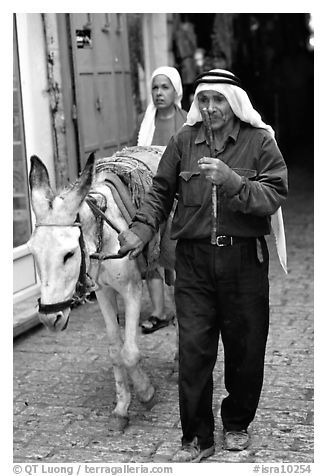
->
[29,155,55,219]
[66,153,96,209]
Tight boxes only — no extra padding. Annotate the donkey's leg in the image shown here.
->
[120,282,156,406]
[95,287,131,430]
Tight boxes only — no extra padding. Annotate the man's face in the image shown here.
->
[197,90,235,131]
[151,75,176,110]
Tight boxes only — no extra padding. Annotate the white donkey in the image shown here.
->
[28,147,173,431]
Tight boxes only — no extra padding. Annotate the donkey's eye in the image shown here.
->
[63,251,74,263]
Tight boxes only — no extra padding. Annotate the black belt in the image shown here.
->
[191,236,256,247]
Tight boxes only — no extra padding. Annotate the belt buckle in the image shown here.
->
[216,235,233,247]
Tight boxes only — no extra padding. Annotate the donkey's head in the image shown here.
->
[28,154,95,331]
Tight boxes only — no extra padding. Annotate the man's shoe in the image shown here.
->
[223,429,250,451]
[171,439,215,463]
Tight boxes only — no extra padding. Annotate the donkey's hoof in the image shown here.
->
[141,388,157,410]
[108,413,129,433]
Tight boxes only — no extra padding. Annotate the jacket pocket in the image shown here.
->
[232,168,257,180]
[179,170,203,206]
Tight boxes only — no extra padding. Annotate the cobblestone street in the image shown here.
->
[13,164,314,468]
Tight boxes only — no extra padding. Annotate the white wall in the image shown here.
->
[16,13,55,187]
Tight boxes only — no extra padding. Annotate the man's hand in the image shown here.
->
[198,157,242,196]
[118,229,145,259]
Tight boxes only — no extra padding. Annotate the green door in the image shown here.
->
[69,13,135,166]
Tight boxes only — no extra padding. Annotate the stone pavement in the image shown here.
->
[13,165,314,465]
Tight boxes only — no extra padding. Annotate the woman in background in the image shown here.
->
[136,66,187,333]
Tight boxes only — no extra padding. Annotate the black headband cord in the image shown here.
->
[194,70,242,89]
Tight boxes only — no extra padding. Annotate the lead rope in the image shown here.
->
[71,214,91,305]
[85,193,129,261]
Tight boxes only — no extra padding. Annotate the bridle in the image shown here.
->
[35,195,129,315]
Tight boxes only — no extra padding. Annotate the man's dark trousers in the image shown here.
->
[174,237,269,450]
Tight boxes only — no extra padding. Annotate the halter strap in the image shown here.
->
[38,297,74,314]
[36,218,88,314]
[74,213,88,300]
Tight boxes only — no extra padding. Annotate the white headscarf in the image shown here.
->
[186,69,274,136]
[187,69,287,273]
[137,66,183,146]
